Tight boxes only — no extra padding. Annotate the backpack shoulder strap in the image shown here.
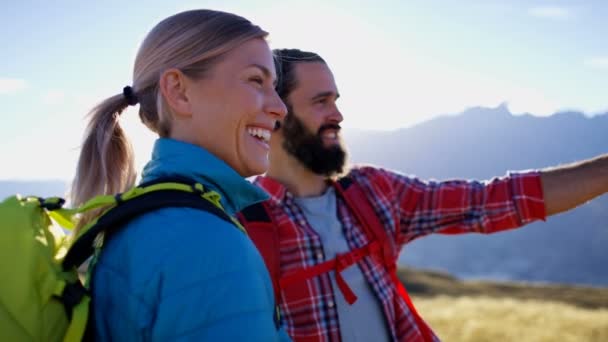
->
[334,175,435,342]
[238,201,282,328]
[334,176,396,265]
[238,202,281,298]
[63,180,234,271]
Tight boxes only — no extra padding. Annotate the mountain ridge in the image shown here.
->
[344,105,608,286]
[2,106,607,286]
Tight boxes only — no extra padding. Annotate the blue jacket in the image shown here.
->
[92,138,289,341]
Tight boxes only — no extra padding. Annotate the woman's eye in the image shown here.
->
[250,77,264,85]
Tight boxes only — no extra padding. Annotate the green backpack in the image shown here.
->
[0,178,241,341]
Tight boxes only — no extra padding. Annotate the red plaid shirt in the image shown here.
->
[253,166,546,342]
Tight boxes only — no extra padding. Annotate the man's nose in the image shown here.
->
[327,106,343,124]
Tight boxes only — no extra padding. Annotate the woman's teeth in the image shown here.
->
[247,127,271,142]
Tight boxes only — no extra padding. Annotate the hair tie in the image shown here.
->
[122,86,139,106]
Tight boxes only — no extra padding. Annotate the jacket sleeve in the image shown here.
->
[147,210,284,341]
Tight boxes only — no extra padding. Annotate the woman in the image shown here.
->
[70,9,288,341]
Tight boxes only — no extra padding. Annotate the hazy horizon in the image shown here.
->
[2,1,607,179]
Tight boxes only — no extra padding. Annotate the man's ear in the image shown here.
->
[159,68,192,118]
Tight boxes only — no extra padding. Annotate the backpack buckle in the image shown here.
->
[39,197,66,211]
[55,282,88,320]
[191,182,205,195]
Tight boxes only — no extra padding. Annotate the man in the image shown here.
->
[240,48,608,342]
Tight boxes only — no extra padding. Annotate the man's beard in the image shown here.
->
[280,112,347,177]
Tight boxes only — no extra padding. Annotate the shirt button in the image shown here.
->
[328,300,335,308]
[316,252,324,261]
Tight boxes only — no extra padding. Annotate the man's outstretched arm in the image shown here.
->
[542,154,608,216]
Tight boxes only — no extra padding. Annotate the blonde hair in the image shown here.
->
[70,10,267,231]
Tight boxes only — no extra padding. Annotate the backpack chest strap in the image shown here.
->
[279,240,381,305]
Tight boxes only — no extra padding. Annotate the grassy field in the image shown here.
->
[400,268,608,341]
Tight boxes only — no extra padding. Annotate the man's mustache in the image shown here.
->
[273,122,341,134]
[318,124,341,135]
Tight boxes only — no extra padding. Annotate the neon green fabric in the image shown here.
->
[0,195,83,341]
[0,180,230,341]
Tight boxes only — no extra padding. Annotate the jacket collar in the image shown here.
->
[141,138,268,215]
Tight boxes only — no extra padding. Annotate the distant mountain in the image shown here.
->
[0,180,67,199]
[345,104,608,287]
[2,106,606,286]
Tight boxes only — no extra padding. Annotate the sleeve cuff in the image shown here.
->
[508,170,547,223]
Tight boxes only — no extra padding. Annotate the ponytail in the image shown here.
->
[69,94,137,234]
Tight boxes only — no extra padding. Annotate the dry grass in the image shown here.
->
[399,268,608,309]
[398,267,608,341]
[412,295,608,342]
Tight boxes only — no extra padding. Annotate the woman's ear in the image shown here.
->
[159,68,192,118]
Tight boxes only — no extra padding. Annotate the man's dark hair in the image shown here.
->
[273,49,325,102]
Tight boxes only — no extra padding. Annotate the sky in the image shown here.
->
[1,0,607,180]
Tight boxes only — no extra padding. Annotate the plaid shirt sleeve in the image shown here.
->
[355,167,546,245]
